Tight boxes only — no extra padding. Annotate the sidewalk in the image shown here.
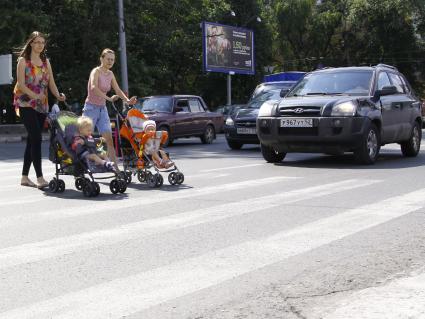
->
[0,124,49,143]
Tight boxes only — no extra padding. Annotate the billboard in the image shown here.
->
[0,54,13,85]
[202,22,255,75]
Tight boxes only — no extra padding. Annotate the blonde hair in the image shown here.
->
[77,116,93,130]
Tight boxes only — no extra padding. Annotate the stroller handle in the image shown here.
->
[110,101,129,121]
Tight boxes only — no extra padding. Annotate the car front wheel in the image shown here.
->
[261,143,286,163]
[354,123,380,164]
[401,121,421,157]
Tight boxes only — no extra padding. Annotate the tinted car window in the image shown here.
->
[388,73,405,93]
[247,89,281,109]
[377,72,391,90]
[399,75,411,94]
[251,83,294,100]
[176,99,190,112]
[189,99,204,112]
[289,71,373,96]
[142,97,172,112]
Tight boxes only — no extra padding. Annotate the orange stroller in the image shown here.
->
[118,107,184,187]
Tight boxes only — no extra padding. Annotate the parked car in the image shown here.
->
[138,95,223,146]
[224,79,302,150]
[257,64,422,164]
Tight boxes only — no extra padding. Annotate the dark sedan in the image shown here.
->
[224,88,284,149]
[139,95,223,146]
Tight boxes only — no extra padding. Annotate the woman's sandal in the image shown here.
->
[21,179,37,188]
[36,179,49,189]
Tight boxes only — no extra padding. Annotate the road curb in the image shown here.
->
[0,134,50,144]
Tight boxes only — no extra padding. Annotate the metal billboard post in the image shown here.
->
[117,0,129,94]
[227,71,234,106]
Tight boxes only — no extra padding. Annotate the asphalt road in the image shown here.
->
[0,134,425,319]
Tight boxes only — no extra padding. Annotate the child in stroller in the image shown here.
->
[48,111,127,197]
[139,120,174,169]
[119,107,184,187]
[72,116,116,172]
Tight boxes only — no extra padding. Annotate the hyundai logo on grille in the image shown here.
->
[294,108,304,113]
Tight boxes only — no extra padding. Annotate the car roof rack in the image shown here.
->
[375,63,398,70]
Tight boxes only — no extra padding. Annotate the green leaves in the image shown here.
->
[1,0,425,116]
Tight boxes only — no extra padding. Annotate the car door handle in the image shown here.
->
[393,103,402,109]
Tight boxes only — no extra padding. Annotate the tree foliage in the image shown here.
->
[1,0,425,123]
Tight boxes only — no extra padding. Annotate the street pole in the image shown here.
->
[227,71,234,106]
[118,0,129,94]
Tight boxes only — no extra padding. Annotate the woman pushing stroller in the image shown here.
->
[83,48,137,171]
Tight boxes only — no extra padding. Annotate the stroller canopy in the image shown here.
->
[127,109,148,133]
[55,111,79,145]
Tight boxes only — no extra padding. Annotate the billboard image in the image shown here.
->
[202,22,255,75]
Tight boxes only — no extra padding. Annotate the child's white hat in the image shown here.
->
[142,120,156,132]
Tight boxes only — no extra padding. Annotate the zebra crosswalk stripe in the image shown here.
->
[0,179,379,269]
[0,176,295,227]
[1,181,423,319]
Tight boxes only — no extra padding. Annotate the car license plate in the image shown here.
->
[237,127,257,134]
[281,118,313,127]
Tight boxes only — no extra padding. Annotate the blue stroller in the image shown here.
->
[48,111,127,197]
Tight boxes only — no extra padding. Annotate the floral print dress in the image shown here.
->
[13,60,50,114]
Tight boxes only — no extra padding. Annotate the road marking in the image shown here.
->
[3,180,421,318]
[0,179,378,269]
[0,176,295,227]
[200,163,264,173]
[324,271,425,319]
[0,195,52,207]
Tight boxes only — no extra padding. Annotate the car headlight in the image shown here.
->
[331,101,357,116]
[225,117,234,126]
[258,100,276,117]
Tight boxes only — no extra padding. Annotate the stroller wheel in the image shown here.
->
[83,182,94,197]
[137,170,146,183]
[109,179,120,194]
[75,177,86,191]
[124,171,132,184]
[92,182,100,196]
[49,179,59,193]
[168,172,177,185]
[118,180,127,193]
[146,172,157,188]
[176,172,184,185]
[155,174,163,187]
[57,179,65,193]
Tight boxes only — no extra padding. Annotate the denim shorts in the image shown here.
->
[82,103,112,134]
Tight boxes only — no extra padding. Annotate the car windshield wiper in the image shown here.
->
[306,92,329,96]
[306,92,347,96]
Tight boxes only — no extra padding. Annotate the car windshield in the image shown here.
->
[141,97,172,112]
[251,83,294,100]
[288,71,373,97]
[247,89,281,109]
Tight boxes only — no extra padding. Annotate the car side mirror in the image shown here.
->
[174,106,184,112]
[280,88,290,97]
[376,85,398,98]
